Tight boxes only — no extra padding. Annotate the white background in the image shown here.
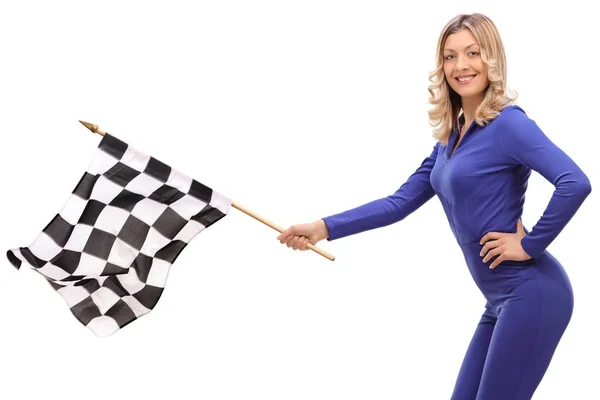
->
[0,1,597,399]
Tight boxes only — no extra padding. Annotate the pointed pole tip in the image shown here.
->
[79,120,98,133]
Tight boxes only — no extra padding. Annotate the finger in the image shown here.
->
[482,246,502,263]
[517,219,525,234]
[482,247,500,263]
[480,232,504,245]
[284,235,295,247]
[480,240,501,256]
[277,229,291,242]
[292,236,306,250]
[279,234,293,244]
[280,226,300,243]
[287,236,300,248]
[299,237,310,251]
[490,254,506,269]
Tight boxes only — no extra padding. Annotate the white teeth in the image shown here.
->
[458,75,475,82]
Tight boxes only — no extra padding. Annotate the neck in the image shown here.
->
[460,95,482,131]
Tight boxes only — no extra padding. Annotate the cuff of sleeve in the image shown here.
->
[322,216,336,241]
[520,236,543,259]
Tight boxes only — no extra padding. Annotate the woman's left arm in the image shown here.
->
[496,106,592,259]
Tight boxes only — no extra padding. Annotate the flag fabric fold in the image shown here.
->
[7,133,231,337]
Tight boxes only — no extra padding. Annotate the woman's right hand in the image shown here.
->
[277,219,330,251]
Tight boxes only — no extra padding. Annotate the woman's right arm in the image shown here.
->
[277,143,440,249]
[322,142,440,241]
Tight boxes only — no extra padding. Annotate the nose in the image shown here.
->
[455,54,468,71]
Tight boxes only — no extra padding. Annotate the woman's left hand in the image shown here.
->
[479,219,532,269]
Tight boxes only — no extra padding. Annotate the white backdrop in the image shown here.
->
[0,1,597,399]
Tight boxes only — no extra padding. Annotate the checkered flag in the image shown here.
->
[6,133,231,337]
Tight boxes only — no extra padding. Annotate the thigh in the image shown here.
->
[476,276,573,400]
[451,304,496,400]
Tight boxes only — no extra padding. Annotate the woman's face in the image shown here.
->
[442,29,489,100]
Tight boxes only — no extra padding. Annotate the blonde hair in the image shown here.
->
[427,13,517,144]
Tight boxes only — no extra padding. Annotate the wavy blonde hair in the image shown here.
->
[427,13,517,144]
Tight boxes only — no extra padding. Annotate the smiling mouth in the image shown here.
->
[455,75,476,84]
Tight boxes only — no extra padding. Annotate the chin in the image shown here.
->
[452,86,483,98]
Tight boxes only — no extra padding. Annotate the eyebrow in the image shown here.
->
[443,44,479,52]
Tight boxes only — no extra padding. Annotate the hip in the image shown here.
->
[459,242,573,307]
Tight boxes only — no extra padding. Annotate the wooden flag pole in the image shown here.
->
[78,120,335,261]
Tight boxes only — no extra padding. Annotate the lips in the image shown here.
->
[455,74,476,84]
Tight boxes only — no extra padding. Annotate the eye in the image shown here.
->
[468,51,480,56]
[444,55,454,60]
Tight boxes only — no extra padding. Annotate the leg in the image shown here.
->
[451,303,496,400]
[475,276,573,399]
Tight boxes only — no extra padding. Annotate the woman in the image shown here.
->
[276,13,592,400]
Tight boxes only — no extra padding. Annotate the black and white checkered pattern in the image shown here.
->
[6,133,231,337]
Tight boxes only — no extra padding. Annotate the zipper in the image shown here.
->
[442,158,457,237]
[443,120,476,241]
[447,120,475,161]
[441,122,491,305]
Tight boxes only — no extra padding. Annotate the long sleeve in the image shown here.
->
[496,106,592,258]
[323,143,439,241]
